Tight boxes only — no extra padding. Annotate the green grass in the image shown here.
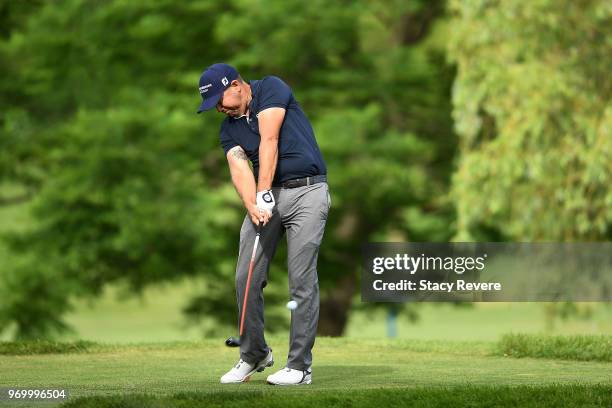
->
[61,385,612,408]
[0,338,492,356]
[4,334,611,363]
[0,340,96,356]
[497,333,612,362]
[0,337,610,407]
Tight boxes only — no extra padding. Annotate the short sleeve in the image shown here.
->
[219,126,238,155]
[255,76,292,114]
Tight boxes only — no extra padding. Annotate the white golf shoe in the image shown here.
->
[266,366,312,385]
[220,349,274,384]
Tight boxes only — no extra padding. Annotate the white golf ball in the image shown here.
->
[286,300,298,310]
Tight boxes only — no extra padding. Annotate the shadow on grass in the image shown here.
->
[315,365,395,381]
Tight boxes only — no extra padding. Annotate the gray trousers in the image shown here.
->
[236,181,330,371]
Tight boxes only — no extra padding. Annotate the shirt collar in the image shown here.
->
[247,79,260,113]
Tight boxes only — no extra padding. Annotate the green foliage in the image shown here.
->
[1,0,455,338]
[498,333,612,362]
[1,0,242,338]
[448,0,611,240]
[0,259,77,339]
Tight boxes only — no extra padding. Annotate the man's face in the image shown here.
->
[216,80,244,117]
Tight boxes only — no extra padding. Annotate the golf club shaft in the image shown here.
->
[239,222,262,336]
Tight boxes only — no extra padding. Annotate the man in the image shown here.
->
[197,63,330,385]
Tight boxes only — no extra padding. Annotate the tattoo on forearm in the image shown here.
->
[231,148,248,161]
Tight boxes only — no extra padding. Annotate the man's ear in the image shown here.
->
[230,79,241,87]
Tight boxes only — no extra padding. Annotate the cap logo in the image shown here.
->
[199,84,212,94]
[221,77,229,86]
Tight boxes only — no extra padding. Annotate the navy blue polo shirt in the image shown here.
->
[219,76,327,185]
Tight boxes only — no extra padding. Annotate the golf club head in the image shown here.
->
[225,336,241,347]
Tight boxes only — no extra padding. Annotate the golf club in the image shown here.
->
[225,222,262,347]
[225,336,240,347]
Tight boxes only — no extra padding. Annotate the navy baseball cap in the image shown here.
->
[197,63,239,113]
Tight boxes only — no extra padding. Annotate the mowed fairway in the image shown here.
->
[1,337,611,407]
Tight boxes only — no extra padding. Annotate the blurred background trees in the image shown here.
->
[449,0,611,241]
[0,0,609,340]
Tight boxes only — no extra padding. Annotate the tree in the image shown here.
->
[448,0,611,241]
[0,0,456,339]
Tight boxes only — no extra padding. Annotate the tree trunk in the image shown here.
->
[317,273,357,336]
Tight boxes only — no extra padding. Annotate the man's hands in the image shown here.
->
[256,190,275,213]
[247,201,271,225]
[247,190,275,226]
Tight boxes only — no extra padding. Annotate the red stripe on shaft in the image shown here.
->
[239,257,256,336]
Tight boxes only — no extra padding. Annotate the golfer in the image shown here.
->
[197,63,330,385]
